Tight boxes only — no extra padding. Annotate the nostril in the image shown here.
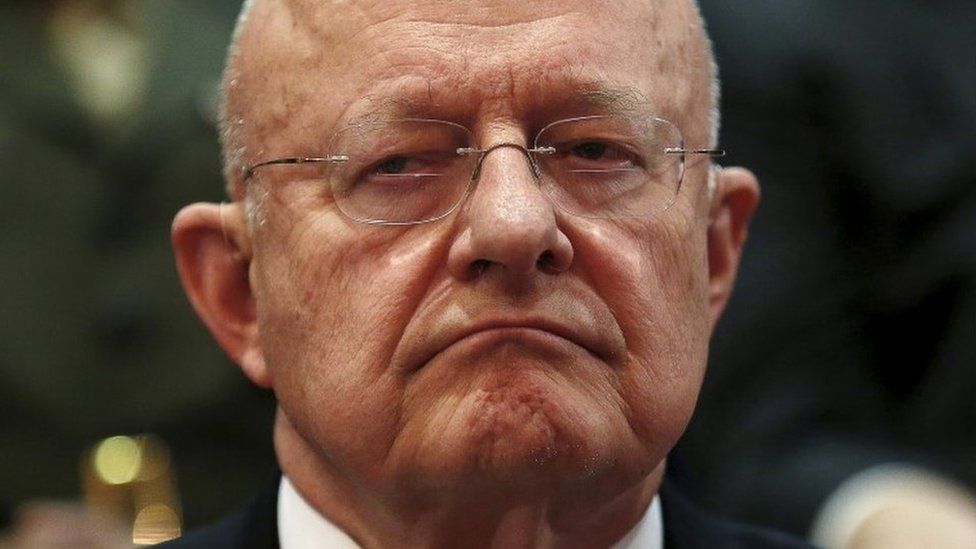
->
[536,250,555,271]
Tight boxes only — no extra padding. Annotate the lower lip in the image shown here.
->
[432,327,588,363]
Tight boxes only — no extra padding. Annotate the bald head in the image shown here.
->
[217,0,719,202]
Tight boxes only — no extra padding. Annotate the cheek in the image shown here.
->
[251,204,450,476]
[254,202,444,370]
[573,213,710,453]
[632,221,710,447]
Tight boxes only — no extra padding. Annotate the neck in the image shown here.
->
[274,415,663,549]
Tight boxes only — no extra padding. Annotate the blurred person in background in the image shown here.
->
[0,0,276,538]
[674,1,976,547]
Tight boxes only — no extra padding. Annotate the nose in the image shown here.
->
[447,143,574,282]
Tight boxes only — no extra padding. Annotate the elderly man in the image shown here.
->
[165,0,808,547]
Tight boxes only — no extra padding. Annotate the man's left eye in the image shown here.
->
[563,140,636,168]
[376,156,410,174]
[572,142,611,160]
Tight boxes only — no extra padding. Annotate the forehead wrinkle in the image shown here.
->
[341,83,654,131]
[260,0,687,118]
[282,0,531,47]
[302,0,586,32]
[350,94,444,124]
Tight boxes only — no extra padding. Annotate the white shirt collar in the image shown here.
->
[611,495,663,549]
[278,476,663,549]
[278,476,360,549]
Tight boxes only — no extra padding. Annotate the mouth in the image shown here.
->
[412,317,612,373]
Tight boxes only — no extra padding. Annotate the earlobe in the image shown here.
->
[171,202,271,388]
[706,167,760,330]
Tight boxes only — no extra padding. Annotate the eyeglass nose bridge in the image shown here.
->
[459,143,556,182]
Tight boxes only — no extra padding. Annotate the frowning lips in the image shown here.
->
[395,294,625,373]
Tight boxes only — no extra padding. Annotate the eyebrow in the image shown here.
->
[345,83,651,126]
[575,87,648,114]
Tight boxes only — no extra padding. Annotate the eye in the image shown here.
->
[365,153,447,180]
[375,156,411,175]
[571,141,613,161]
[561,139,639,170]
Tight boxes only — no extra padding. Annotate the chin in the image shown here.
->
[402,434,656,504]
[395,367,652,498]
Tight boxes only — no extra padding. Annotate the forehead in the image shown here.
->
[233,0,709,153]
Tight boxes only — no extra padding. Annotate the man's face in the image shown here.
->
[234,0,716,499]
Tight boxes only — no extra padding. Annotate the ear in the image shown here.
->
[172,202,271,388]
[706,167,760,330]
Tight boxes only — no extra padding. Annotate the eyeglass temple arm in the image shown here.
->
[243,155,350,180]
[665,147,726,157]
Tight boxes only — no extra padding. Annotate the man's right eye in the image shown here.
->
[359,152,449,184]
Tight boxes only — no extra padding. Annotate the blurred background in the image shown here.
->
[0,0,973,547]
[0,0,275,545]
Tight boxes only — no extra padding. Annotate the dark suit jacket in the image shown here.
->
[157,477,812,548]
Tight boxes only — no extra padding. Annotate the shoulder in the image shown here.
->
[660,480,814,549]
[155,476,279,549]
